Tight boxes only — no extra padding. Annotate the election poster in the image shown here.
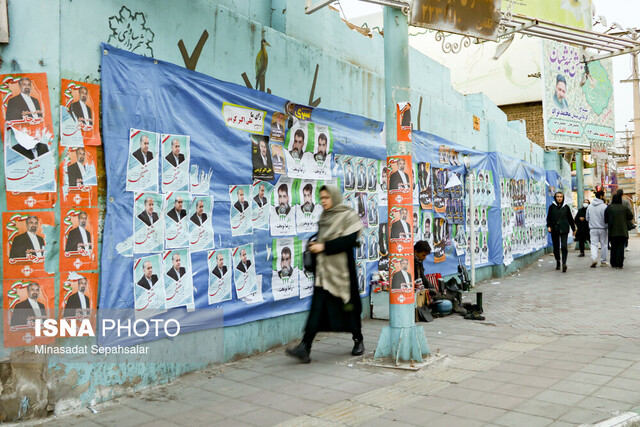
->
[59,79,101,146]
[3,278,55,348]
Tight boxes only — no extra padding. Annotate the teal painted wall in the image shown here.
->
[0,0,570,412]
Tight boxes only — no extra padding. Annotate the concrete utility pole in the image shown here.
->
[576,152,584,206]
[374,6,430,364]
[621,32,640,216]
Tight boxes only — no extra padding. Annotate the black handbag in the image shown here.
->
[303,234,318,274]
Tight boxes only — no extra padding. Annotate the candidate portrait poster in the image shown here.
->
[269,112,286,143]
[387,155,412,205]
[3,278,55,348]
[188,195,215,252]
[161,134,190,192]
[59,272,98,331]
[3,211,54,279]
[296,238,314,299]
[251,180,273,231]
[60,207,99,272]
[270,176,296,236]
[232,243,257,299]
[229,185,252,237]
[271,238,299,301]
[270,142,286,175]
[59,146,98,211]
[283,120,309,178]
[207,248,233,305]
[0,73,54,142]
[251,134,274,181]
[295,179,322,233]
[126,128,159,193]
[133,192,164,254]
[59,79,101,146]
[4,126,56,193]
[133,254,167,319]
[302,123,332,180]
[164,191,190,249]
[389,255,414,305]
[162,249,194,310]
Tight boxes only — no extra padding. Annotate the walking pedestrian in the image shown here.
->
[286,185,364,363]
[546,191,575,272]
[616,189,634,251]
[574,199,590,257]
[586,190,608,268]
[605,193,634,269]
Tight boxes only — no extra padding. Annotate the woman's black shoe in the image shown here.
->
[351,339,365,356]
[286,342,311,363]
[556,261,561,270]
[562,263,567,273]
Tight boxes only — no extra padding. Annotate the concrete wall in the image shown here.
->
[0,0,569,419]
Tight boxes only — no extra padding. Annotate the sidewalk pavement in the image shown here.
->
[33,237,640,426]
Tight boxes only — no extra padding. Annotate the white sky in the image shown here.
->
[332,0,639,135]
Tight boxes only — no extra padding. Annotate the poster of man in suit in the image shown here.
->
[188,196,215,252]
[251,134,274,181]
[164,191,190,249]
[208,248,233,304]
[270,143,286,174]
[302,124,332,180]
[229,185,252,237]
[284,121,308,178]
[61,273,98,322]
[387,156,412,205]
[4,127,56,193]
[60,208,99,272]
[161,134,190,192]
[126,129,159,193]
[133,255,167,319]
[0,74,53,137]
[3,278,55,348]
[232,244,257,299]
[251,180,273,231]
[270,177,296,237]
[271,238,299,301]
[296,180,321,233]
[269,112,286,143]
[162,249,194,309]
[342,158,356,191]
[3,211,54,278]
[64,147,97,188]
[388,255,414,305]
[60,80,101,146]
[133,193,164,254]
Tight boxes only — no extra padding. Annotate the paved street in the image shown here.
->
[34,236,640,426]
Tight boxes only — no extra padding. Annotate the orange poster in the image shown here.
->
[59,272,98,334]
[59,145,99,210]
[0,73,54,141]
[396,102,411,142]
[3,211,55,279]
[387,155,413,205]
[388,205,413,255]
[3,278,55,348]
[389,255,415,305]
[60,79,101,146]
[59,207,99,271]
[6,191,56,211]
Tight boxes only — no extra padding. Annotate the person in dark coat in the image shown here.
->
[546,191,575,272]
[574,199,590,257]
[286,185,364,363]
[605,194,634,269]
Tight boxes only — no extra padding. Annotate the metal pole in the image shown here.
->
[633,51,640,213]
[576,152,584,207]
[469,176,475,288]
[374,6,429,363]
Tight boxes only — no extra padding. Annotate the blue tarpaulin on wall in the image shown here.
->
[100,45,557,346]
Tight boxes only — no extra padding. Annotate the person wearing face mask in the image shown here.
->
[574,199,590,257]
[546,191,576,272]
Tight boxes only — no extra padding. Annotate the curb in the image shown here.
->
[587,410,640,427]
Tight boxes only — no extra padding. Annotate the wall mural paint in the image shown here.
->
[178,30,209,71]
[108,6,155,57]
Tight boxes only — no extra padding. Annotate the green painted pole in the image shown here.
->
[576,152,584,206]
[374,6,429,363]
